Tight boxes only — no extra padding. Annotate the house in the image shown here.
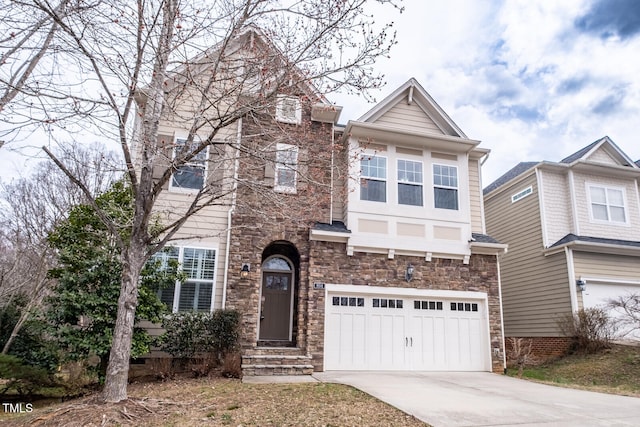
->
[140,30,507,375]
[483,137,640,359]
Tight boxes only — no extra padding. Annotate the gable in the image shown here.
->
[374,100,444,135]
[585,146,619,165]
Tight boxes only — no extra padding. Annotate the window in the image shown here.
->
[433,164,458,210]
[151,246,216,312]
[360,155,387,202]
[275,95,302,124]
[397,159,423,206]
[511,186,532,203]
[170,138,207,191]
[274,143,298,193]
[588,185,626,223]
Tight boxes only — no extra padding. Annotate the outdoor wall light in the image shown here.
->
[576,278,587,292]
[405,264,414,282]
[240,263,250,279]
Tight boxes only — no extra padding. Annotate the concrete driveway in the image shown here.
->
[313,371,640,426]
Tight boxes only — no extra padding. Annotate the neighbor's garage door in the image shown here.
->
[582,282,640,340]
[324,290,489,371]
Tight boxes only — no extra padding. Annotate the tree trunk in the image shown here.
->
[101,246,145,402]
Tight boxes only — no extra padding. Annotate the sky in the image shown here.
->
[331,0,640,186]
[1,0,640,187]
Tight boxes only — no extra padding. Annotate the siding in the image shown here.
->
[540,170,573,246]
[375,101,443,134]
[572,172,640,241]
[573,252,640,280]
[587,147,618,165]
[468,158,483,233]
[485,174,572,336]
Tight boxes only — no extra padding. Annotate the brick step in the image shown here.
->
[242,348,313,376]
[242,354,312,366]
[244,346,308,357]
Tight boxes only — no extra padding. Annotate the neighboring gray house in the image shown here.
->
[484,137,640,358]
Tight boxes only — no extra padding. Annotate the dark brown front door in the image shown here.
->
[259,271,293,340]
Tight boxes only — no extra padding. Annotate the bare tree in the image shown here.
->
[607,293,640,339]
[1,0,402,402]
[0,143,120,354]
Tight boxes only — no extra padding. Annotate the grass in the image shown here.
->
[510,343,640,396]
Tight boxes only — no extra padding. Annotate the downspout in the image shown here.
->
[329,122,335,223]
[222,118,242,308]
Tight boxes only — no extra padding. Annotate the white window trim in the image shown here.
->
[169,136,209,193]
[586,183,629,225]
[433,163,459,210]
[275,95,302,125]
[274,143,299,194]
[360,154,387,203]
[155,245,218,313]
[397,158,424,206]
[511,186,533,203]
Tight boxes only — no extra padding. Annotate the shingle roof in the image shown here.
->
[550,233,640,248]
[483,161,539,195]
[559,138,604,164]
[312,221,351,233]
[471,233,502,244]
[636,160,640,167]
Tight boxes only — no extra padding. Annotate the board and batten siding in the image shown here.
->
[375,101,443,134]
[540,170,573,247]
[468,158,484,233]
[485,173,572,337]
[572,172,640,241]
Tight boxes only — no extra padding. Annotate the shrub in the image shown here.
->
[0,354,53,396]
[160,309,240,373]
[506,337,538,378]
[558,308,617,354]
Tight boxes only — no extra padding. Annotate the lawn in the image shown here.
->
[0,377,427,426]
[511,343,640,397]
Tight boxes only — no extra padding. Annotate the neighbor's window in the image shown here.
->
[170,138,207,191]
[275,95,302,124]
[397,159,423,206]
[152,246,216,312]
[588,185,626,223]
[433,164,458,210]
[274,143,298,193]
[360,155,387,202]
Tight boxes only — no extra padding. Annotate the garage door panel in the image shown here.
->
[325,291,489,371]
[583,283,640,340]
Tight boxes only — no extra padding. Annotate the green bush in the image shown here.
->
[161,310,240,361]
[0,354,53,396]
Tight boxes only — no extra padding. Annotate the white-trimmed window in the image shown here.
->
[153,246,216,312]
[511,186,533,203]
[360,155,387,202]
[588,184,627,223]
[433,164,458,210]
[274,143,298,193]
[275,95,302,124]
[170,138,207,191]
[397,159,423,206]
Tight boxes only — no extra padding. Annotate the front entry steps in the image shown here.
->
[242,346,314,376]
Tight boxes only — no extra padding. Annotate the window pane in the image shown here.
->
[608,189,624,206]
[172,165,205,190]
[361,156,386,179]
[591,204,608,220]
[182,248,216,280]
[263,257,291,270]
[158,283,176,309]
[398,183,423,206]
[276,169,296,187]
[360,179,386,202]
[398,160,422,184]
[178,281,213,312]
[610,206,626,222]
[434,187,458,210]
[590,186,606,204]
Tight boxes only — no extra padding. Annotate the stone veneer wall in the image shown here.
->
[307,240,506,373]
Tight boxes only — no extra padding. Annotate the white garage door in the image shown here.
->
[582,282,640,340]
[324,288,490,371]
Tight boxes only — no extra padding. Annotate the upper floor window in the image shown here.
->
[433,164,458,210]
[152,246,216,312]
[275,95,302,124]
[171,138,207,191]
[274,143,298,193]
[397,159,423,206]
[360,155,387,202]
[588,185,626,223]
